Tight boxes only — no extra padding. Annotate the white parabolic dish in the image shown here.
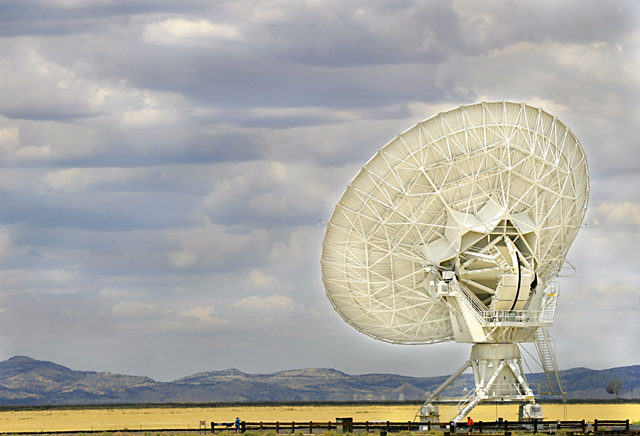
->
[321,101,589,345]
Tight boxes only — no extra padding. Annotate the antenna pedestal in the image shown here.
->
[420,344,539,424]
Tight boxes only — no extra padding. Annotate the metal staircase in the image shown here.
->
[534,326,566,400]
[448,280,487,324]
[445,389,478,423]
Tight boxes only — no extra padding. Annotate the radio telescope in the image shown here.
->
[321,101,589,422]
[606,380,623,399]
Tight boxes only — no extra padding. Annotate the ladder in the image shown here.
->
[445,388,478,423]
[534,327,566,401]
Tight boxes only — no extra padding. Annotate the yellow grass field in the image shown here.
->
[0,404,637,433]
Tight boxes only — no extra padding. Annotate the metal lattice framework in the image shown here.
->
[321,101,589,345]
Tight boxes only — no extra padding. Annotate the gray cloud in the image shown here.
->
[0,0,638,382]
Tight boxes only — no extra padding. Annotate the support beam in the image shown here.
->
[420,344,540,423]
[425,360,472,403]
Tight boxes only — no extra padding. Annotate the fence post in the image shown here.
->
[292,421,295,434]
[387,421,390,433]
[626,419,630,431]
[328,421,332,431]
[241,421,246,433]
[211,422,215,434]
[309,421,313,434]
[581,420,585,433]
[276,421,280,433]
[260,422,264,431]
[533,421,537,434]
[594,420,598,432]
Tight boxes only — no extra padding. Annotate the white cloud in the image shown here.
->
[143,19,243,45]
[526,96,568,115]
[100,288,133,299]
[122,108,161,124]
[46,270,77,284]
[0,229,14,262]
[0,125,20,151]
[248,3,286,22]
[45,288,81,295]
[112,301,157,316]
[248,269,274,287]
[0,269,79,292]
[164,224,274,272]
[593,202,640,227]
[232,295,298,311]
[43,168,131,191]
[168,250,198,268]
[563,283,640,311]
[0,121,54,162]
[198,160,337,226]
[177,306,228,324]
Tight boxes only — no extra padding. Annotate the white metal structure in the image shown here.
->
[321,101,589,421]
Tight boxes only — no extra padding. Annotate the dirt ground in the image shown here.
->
[0,403,637,433]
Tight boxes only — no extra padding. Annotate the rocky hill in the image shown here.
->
[0,356,637,405]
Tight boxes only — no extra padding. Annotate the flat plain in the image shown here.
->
[0,404,638,433]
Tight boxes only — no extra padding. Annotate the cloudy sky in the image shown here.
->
[0,0,638,382]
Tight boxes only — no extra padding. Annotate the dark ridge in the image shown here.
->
[0,356,637,405]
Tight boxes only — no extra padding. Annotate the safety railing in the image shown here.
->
[445,280,555,327]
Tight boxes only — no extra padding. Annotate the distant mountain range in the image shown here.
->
[0,356,637,405]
